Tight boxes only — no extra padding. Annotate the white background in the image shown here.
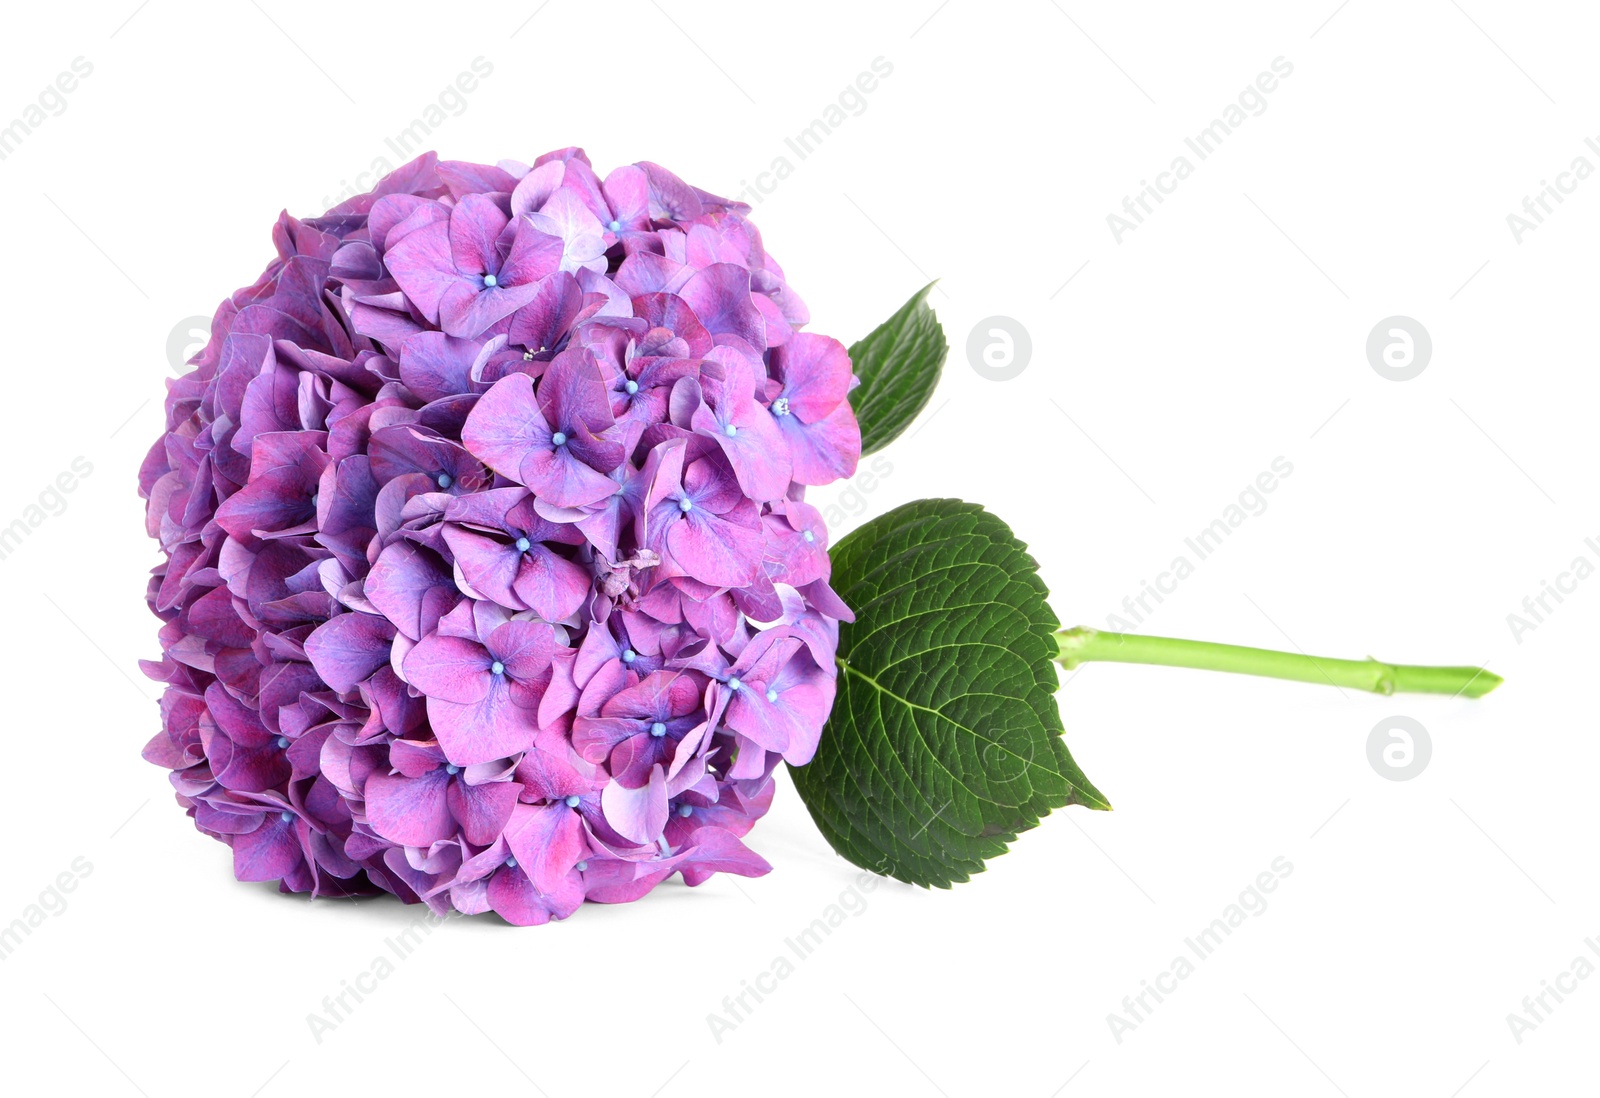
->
[0,1,1594,1095]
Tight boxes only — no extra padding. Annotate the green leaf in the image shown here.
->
[847,283,948,455]
[788,499,1109,888]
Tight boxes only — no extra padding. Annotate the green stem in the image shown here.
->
[1054,626,1501,698]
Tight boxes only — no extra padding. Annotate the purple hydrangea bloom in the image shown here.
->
[139,149,860,925]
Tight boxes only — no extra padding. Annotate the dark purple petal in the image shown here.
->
[232,813,305,882]
[305,613,396,694]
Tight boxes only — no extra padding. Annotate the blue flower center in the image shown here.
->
[551,431,568,446]
[482,274,498,288]
[678,804,694,818]
[625,380,639,395]
[678,497,693,512]
[276,735,290,748]
[505,856,518,868]
[723,423,738,437]
[622,648,637,664]
[515,536,531,552]
[446,764,460,775]
[565,795,581,808]
[728,677,742,691]
[575,860,588,872]
[436,473,453,489]
[650,721,667,737]
[803,530,815,543]
[608,219,622,232]
[771,396,790,417]
[766,687,779,702]
[279,810,294,823]
[491,660,505,675]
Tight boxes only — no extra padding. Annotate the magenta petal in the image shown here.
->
[601,765,668,844]
[443,526,524,607]
[703,408,792,501]
[539,348,617,435]
[776,333,852,421]
[682,452,745,513]
[232,815,304,882]
[676,826,772,886]
[499,220,565,286]
[680,263,765,347]
[305,612,396,693]
[576,859,661,903]
[448,195,508,274]
[772,681,831,765]
[398,331,482,401]
[507,272,583,352]
[461,372,550,484]
[779,400,861,485]
[667,510,763,588]
[510,547,591,622]
[212,738,292,794]
[614,251,691,296]
[440,278,540,339]
[384,221,456,323]
[427,679,538,766]
[366,768,454,846]
[403,633,492,704]
[487,619,557,679]
[601,164,649,226]
[486,864,554,926]
[367,542,454,642]
[390,738,448,777]
[503,801,586,895]
[448,779,522,846]
[438,160,519,199]
[725,687,794,759]
[509,159,563,217]
[571,716,637,766]
[520,446,619,509]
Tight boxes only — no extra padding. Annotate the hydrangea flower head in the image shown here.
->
[139,149,860,925]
